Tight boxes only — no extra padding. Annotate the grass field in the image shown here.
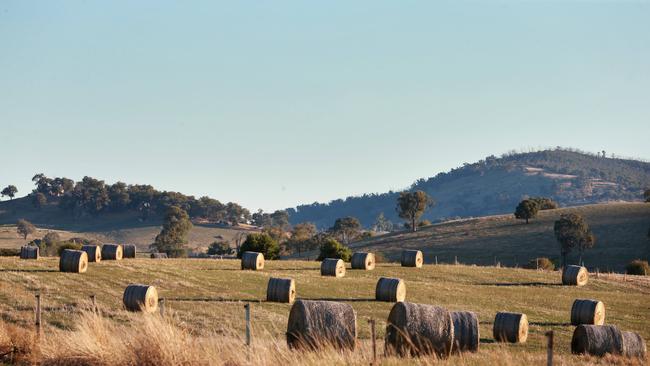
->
[0,257,648,364]
[348,203,650,272]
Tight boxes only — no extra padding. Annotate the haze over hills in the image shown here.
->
[287,148,650,229]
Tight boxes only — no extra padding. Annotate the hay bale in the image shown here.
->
[19,246,39,260]
[572,325,624,357]
[563,265,588,286]
[150,253,168,259]
[267,277,296,304]
[451,311,480,353]
[385,302,454,358]
[241,251,264,270]
[351,252,375,270]
[59,249,88,273]
[401,250,423,268]
[571,299,605,326]
[321,258,345,277]
[622,331,647,359]
[375,277,406,302]
[101,244,123,260]
[493,312,528,343]
[123,244,137,258]
[286,299,357,350]
[123,284,158,313]
[81,245,101,263]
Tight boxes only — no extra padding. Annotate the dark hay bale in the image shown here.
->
[101,244,123,261]
[19,246,39,260]
[375,277,406,302]
[123,244,137,259]
[562,265,588,286]
[241,251,264,270]
[493,312,528,343]
[81,245,101,262]
[385,302,454,358]
[267,277,296,304]
[571,299,605,326]
[622,331,647,359]
[451,311,479,353]
[321,258,345,277]
[59,250,88,273]
[572,325,624,357]
[401,250,423,268]
[123,284,158,313]
[351,252,375,270]
[286,300,356,350]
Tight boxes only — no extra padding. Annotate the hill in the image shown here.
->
[343,202,650,272]
[1,257,648,364]
[287,149,650,229]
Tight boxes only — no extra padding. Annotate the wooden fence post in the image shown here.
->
[35,294,42,335]
[159,298,165,316]
[244,303,251,346]
[90,294,97,313]
[546,330,553,366]
[435,256,438,265]
[368,319,377,365]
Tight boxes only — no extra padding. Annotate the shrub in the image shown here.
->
[42,232,61,246]
[56,241,83,256]
[207,241,234,255]
[626,260,650,276]
[530,197,559,210]
[0,248,20,257]
[317,238,352,262]
[525,257,555,271]
[238,233,280,260]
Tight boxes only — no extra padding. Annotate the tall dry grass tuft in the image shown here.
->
[0,319,39,365]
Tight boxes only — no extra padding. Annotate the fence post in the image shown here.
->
[35,294,42,335]
[454,256,458,265]
[90,294,97,313]
[159,298,165,316]
[368,319,377,365]
[435,256,438,265]
[546,330,553,366]
[244,303,251,346]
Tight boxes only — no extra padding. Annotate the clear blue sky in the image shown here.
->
[1,1,649,211]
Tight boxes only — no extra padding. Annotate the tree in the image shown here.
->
[207,241,234,256]
[16,219,36,240]
[238,233,280,259]
[1,185,17,200]
[396,191,434,232]
[529,197,558,210]
[554,213,594,268]
[328,217,362,244]
[286,222,317,257]
[150,206,193,257]
[108,182,131,211]
[514,199,540,224]
[645,189,650,203]
[373,212,393,232]
[32,192,47,208]
[317,238,352,261]
[577,231,596,265]
[270,210,290,231]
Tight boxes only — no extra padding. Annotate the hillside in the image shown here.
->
[1,257,648,365]
[343,202,650,272]
[287,149,650,229]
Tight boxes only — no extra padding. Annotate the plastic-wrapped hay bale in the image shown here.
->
[123,244,137,258]
[101,244,123,260]
[151,253,168,259]
[267,277,296,304]
[59,249,88,273]
[321,258,345,277]
[562,265,588,286]
[20,246,39,259]
[385,302,454,358]
[81,245,101,262]
[241,251,264,270]
[493,312,528,343]
[375,277,406,302]
[622,331,647,359]
[286,300,357,350]
[571,299,605,326]
[351,252,375,270]
[451,311,480,353]
[401,250,423,268]
[572,325,624,357]
[123,284,158,313]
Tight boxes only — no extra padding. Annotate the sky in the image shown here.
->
[1,1,649,212]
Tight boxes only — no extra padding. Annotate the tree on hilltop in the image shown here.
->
[396,191,434,232]
[514,199,540,224]
[1,185,17,200]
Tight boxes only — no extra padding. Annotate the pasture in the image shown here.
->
[0,257,648,364]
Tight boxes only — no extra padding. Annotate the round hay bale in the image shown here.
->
[267,277,296,304]
[59,249,88,273]
[375,277,406,302]
[286,299,357,350]
[123,284,158,313]
[493,312,528,343]
[351,252,375,270]
[401,250,423,268]
[241,251,264,270]
[572,324,624,357]
[81,245,101,263]
[562,265,588,286]
[150,253,168,259]
[321,258,345,277]
[101,244,123,260]
[20,246,39,260]
[385,302,454,358]
[451,311,480,353]
[123,244,137,259]
[571,299,605,326]
[622,331,647,359]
